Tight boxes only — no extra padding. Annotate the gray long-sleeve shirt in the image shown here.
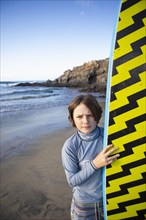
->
[62,126,104,203]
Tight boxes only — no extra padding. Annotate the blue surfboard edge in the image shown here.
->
[102,0,122,219]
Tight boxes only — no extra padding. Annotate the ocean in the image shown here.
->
[0,81,105,113]
[0,81,105,160]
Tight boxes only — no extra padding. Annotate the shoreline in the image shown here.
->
[1,101,105,161]
[0,102,105,220]
[0,106,70,160]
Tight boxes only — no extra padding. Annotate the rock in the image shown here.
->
[57,58,108,88]
[16,58,109,93]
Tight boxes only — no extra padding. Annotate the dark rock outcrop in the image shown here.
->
[56,59,108,92]
[16,58,109,93]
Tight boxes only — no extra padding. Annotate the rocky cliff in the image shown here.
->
[55,58,109,92]
[16,58,109,93]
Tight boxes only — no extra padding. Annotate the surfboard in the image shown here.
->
[103,0,146,219]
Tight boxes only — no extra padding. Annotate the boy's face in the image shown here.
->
[73,103,97,134]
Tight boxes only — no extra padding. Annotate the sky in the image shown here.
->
[1,0,121,81]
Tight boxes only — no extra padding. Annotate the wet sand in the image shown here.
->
[1,127,76,220]
[0,103,105,220]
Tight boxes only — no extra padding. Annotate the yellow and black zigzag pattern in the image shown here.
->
[106,0,146,219]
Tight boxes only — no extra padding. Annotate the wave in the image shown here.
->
[0,93,59,102]
[0,100,67,113]
[1,88,54,96]
[0,81,19,86]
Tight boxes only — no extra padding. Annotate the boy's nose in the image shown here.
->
[83,116,88,123]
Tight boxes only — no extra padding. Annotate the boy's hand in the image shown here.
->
[92,144,120,169]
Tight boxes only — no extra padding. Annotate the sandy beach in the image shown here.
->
[1,127,76,220]
[0,103,105,220]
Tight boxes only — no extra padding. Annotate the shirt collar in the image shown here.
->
[77,126,100,141]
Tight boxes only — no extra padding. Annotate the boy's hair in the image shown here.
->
[68,94,102,127]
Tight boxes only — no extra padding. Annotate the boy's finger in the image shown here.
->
[105,147,119,156]
[103,144,113,152]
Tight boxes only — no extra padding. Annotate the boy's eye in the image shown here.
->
[77,116,82,118]
[87,114,93,117]
[76,114,93,118]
